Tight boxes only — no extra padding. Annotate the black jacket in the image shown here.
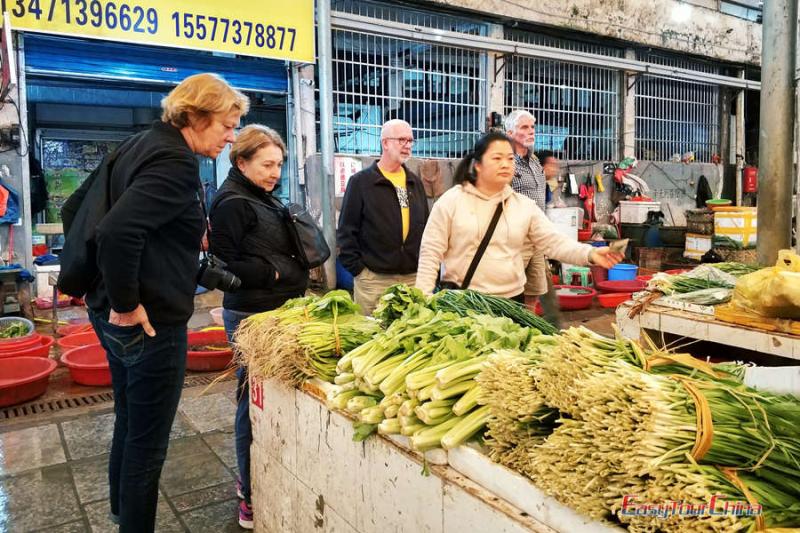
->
[336,162,429,276]
[209,168,309,313]
[86,121,205,325]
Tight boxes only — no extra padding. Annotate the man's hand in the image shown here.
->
[109,304,156,337]
[589,247,625,269]
[524,294,538,312]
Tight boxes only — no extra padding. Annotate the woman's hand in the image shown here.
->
[109,304,156,337]
[589,247,625,269]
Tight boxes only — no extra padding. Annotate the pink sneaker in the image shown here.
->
[238,500,253,530]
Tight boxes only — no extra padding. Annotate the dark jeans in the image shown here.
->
[222,308,255,504]
[88,309,187,533]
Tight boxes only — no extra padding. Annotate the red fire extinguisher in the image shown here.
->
[743,166,758,193]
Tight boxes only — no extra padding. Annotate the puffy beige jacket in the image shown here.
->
[415,183,593,298]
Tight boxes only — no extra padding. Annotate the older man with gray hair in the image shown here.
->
[337,119,430,314]
[505,109,547,211]
[505,109,560,325]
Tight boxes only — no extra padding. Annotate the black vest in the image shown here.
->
[213,175,308,312]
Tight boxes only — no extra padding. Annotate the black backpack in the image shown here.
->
[57,142,130,297]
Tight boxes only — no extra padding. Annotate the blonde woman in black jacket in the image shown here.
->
[84,73,248,533]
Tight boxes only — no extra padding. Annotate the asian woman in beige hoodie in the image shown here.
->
[415,131,623,306]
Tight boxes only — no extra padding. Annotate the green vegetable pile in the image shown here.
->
[235,291,381,384]
[0,322,30,338]
[328,304,537,450]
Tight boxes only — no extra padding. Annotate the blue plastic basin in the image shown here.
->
[608,264,638,281]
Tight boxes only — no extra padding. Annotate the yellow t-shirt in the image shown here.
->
[381,167,410,241]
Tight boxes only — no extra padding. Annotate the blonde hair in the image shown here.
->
[230,124,287,165]
[161,73,250,129]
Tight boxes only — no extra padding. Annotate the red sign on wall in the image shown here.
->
[250,377,264,410]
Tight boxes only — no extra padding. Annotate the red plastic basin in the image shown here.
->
[597,292,633,308]
[596,280,647,294]
[187,329,233,372]
[0,356,58,407]
[554,285,597,311]
[56,323,94,337]
[57,331,100,350]
[0,336,55,360]
[60,345,112,386]
[0,332,43,352]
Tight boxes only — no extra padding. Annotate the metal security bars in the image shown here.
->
[331,0,488,35]
[330,28,486,158]
[504,29,620,161]
[325,1,743,163]
[635,53,720,162]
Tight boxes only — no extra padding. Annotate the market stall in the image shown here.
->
[237,287,800,533]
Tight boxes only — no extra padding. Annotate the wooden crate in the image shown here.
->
[636,247,664,271]
[713,248,759,265]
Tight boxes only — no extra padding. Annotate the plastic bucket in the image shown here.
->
[61,345,112,386]
[608,264,638,281]
[0,356,58,407]
[0,336,55,359]
[57,331,100,350]
[187,329,233,372]
[0,332,43,352]
[590,266,608,287]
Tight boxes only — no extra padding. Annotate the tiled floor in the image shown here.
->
[0,391,242,532]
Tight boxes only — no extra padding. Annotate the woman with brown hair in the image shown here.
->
[209,124,310,529]
[83,73,249,532]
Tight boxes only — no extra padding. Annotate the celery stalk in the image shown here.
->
[430,380,475,401]
[452,385,482,416]
[441,405,490,449]
[378,418,401,435]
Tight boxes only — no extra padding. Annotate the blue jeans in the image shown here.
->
[88,309,187,533]
[222,308,255,504]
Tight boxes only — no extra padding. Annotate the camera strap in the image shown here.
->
[197,184,213,261]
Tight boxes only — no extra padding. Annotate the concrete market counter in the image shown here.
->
[249,378,624,533]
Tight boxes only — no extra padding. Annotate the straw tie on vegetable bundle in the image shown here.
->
[235,291,380,385]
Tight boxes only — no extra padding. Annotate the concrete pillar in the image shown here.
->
[719,88,731,168]
[620,49,637,160]
[757,0,797,265]
[487,24,505,120]
[317,0,337,287]
[735,70,746,206]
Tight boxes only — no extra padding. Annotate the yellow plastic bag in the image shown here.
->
[732,250,800,319]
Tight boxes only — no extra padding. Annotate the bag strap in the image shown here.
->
[461,201,503,290]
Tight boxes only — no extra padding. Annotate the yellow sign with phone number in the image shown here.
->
[2,0,315,63]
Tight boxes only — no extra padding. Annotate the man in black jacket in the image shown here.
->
[337,119,430,314]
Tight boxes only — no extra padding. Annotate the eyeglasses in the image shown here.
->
[386,137,415,146]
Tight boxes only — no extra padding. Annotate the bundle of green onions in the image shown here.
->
[648,265,737,296]
[429,289,558,335]
[475,346,559,472]
[235,291,381,384]
[532,326,746,416]
[712,262,762,277]
[329,307,536,450]
[574,359,800,500]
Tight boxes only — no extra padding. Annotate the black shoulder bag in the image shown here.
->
[215,194,331,269]
[438,201,503,291]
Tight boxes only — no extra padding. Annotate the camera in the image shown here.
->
[198,254,241,292]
